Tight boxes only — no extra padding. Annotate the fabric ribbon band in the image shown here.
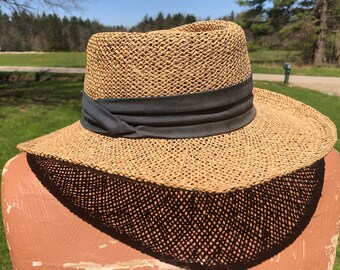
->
[80,76,256,139]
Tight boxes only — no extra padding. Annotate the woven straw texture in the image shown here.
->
[84,21,251,99]
[17,20,337,193]
[28,154,324,269]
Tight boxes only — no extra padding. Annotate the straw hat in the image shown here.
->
[18,21,336,269]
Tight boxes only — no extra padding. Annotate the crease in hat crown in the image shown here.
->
[84,20,252,100]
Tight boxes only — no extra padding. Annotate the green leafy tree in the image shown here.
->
[0,12,10,50]
[173,13,185,26]
[154,12,165,29]
[185,14,196,24]
[237,0,340,65]
[130,13,196,32]
[68,16,81,51]
[45,13,67,51]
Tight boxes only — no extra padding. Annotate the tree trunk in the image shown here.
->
[335,31,340,66]
[314,0,328,66]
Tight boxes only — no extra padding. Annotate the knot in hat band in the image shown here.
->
[80,76,256,139]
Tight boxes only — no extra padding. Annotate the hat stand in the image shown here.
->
[2,150,340,270]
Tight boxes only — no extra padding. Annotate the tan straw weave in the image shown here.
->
[18,20,337,193]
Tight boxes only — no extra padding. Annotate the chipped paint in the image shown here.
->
[6,239,11,250]
[32,261,42,267]
[63,259,180,270]
[1,167,8,177]
[4,199,16,214]
[292,251,296,260]
[302,241,305,260]
[98,244,107,249]
[157,261,182,269]
[326,234,339,270]
[99,240,117,249]
[5,222,9,234]
[2,156,18,177]
[276,253,280,262]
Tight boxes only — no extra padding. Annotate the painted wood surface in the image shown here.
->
[2,150,340,270]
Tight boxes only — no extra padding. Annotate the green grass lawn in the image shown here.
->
[249,49,301,63]
[0,50,339,77]
[249,50,340,77]
[1,50,299,67]
[252,63,340,77]
[0,52,86,67]
[0,79,339,269]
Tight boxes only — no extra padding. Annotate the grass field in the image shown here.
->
[249,49,301,63]
[0,52,86,67]
[0,79,339,269]
[252,64,340,77]
[0,50,339,77]
[250,50,340,76]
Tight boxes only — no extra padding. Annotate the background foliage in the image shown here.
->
[0,12,198,51]
[235,0,340,66]
[1,0,339,67]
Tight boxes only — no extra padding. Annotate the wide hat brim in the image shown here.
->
[18,87,337,193]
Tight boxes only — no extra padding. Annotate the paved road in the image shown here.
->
[0,66,339,96]
[0,66,85,74]
[253,73,340,96]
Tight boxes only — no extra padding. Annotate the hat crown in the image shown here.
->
[84,20,251,99]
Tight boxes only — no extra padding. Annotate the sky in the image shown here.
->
[58,0,246,28]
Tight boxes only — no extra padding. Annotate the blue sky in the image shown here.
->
[59,0,245,28]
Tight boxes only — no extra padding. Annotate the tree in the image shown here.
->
[45,13,67,51]
[313,0,328,65]
[164,14,174,29]
[129,13,196,32]
[230,11,235,21]
[0,12,10,50]
[173,13,185,26]
[237,0,340,65]
[185,14,196,24]
[236,0,272,38]
[0,0,83,13]
[327,0,340,65]
[295,0,339,65]
[154,12,165,29]
[68,16,81,51]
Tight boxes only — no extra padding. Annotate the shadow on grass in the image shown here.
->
[0,80,83,107]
